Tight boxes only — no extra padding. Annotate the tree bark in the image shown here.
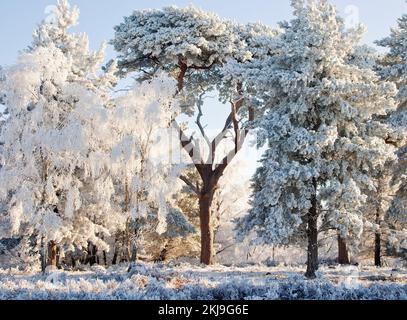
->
[71,256,76,268]
[177,60,188,93]
[199,190,215,265]
[40,238,47,272]
[112,247,118,265]
[374,203,382,267]
[47,241,58,268]
[103,251,107,266]
[305,179,319,279]
[338,234,350,265]
[130,243,138,262]
[87,242,98,266]
[156,242,169,263]
[375,232,381,267]
[375,198,384,267]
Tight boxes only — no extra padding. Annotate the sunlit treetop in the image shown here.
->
[31,0,117,97]
[111,6,252,73]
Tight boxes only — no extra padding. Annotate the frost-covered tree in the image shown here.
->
[376,12,407,116]
[111,6,270,265]
[1,1,196,270]
[321,45,403,266]
[0,66,6,124]
[143,166,201,263]
[31,0,116,105]
[0,0,119,270]
[213,154,251,263]
[238,0,397,278]
[376,10,407,263]
[377,14,407,208]
[108,75,189,263]
[361,172,399,266]
[0,66,5,106]
[0,46,112,269]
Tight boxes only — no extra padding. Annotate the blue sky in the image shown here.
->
[0,0,406,66]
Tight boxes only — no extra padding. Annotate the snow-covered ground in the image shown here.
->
[0,263,406,300]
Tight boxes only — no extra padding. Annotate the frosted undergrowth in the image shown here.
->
[0,263,406,300]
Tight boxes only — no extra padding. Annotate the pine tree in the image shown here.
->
[238,0,397,278]
[110,6,271,265]
[376,10,407,262]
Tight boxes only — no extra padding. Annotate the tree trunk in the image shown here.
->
[47,241,58,268]
[87,242,98,266]
[103,251,107,266]
[305,179,318,279]
[156,242,169,263]
[375,232,381,267]
[272,246,276,262]
[338,234,350,265]
[40,238,47,272]
[375,201,384,267]
[130,243,138,262]
[112,248,118,265]
[177,60,188,93]
[199,188,216,265]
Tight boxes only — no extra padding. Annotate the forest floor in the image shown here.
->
[0,262,406,300]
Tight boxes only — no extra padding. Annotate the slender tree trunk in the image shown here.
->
[375,179,385,267]
[47,241,58,268]
[40,237,47,272]
[112,247,118,265]
[130,243,138,262]
[375,232,381,267]
[375,206,382,267]
[128,226,140,263]
[338,234,350,265]
[103,251,107,266]
[87,242,98,266]
[305,179,318,279]
[199,186,216,265]
[156,242,169,263]
[272,246,276,262]
[56,246,61,266]
[375,197,383,267]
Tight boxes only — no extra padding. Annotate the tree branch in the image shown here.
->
[179,175,200,195]
[189,61,217,70]
[214,128,247,179]
[177,59,188,93]
[216,244,235,255]
[196,91,211,148]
